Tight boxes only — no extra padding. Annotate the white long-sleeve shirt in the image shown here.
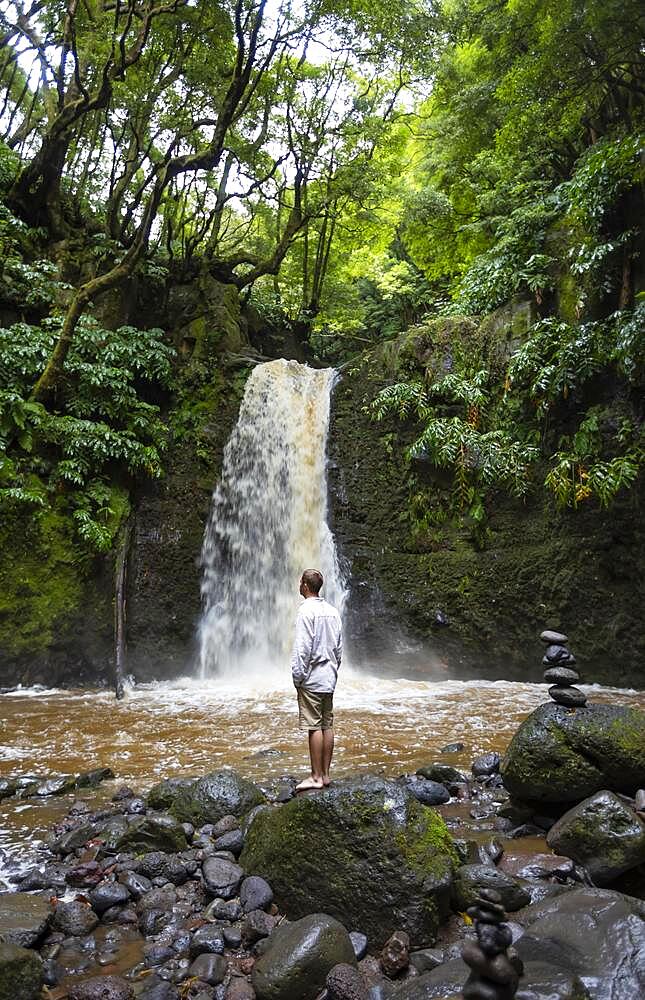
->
[290,596,342,693]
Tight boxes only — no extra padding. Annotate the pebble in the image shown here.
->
[380,930,410,977]
[241,909,275,945]
[540,630,568,644]
[222,926,242,949]
[187,953,228,985]
[471,753,501,778]
[240,876,273,914]
[189,925,225,958]
[543,666,580,685]
[214,830,244,856]
[549,685,587,708]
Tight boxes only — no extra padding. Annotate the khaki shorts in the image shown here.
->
[297,688,334,730]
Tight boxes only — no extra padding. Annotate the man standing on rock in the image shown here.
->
[291,568,342,791]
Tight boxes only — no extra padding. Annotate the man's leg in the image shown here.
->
[308,729,324,783]
[322,727,334,786]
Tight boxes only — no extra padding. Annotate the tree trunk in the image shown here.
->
[114,515,132,700]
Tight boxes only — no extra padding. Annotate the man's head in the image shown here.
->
[300,569,323,597]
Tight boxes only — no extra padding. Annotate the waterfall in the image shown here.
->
[197,359,346,682]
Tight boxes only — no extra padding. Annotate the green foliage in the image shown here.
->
[0,316,175,551]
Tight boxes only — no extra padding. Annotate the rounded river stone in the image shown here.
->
[252,913,356,1000]
[548,685,587,708]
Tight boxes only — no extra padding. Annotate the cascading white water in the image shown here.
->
[197,359,346,682]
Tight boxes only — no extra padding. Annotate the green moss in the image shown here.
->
[395,809,460,878]
[0,504,85,655]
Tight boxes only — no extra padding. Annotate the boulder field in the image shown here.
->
[0,744,644,1000]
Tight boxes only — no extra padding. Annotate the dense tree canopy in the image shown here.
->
[0,0,643,549]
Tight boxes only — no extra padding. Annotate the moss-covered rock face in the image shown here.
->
[329,321,645,684]
[500,702,645,805]
[0,943,43,1000]
[0,505,113,687]
[251,914,356,1000]
[239,776,458,949]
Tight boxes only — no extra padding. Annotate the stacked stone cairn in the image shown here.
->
[461,888,523,999]
[541,629,587,708]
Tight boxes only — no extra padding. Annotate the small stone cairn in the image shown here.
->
[540,629,587,708]
[461,887,523,999]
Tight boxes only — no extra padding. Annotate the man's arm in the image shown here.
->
[291,609,314,688]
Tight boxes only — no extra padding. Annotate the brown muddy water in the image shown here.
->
[1,671,644,886]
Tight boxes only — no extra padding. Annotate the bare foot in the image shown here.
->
[322,777,331,787]
[295,776,324,791]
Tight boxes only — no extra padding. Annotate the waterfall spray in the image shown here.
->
[197,359,346,682]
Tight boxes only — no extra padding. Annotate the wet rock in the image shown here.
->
[240,777,457,948]
[380,931,410,978]
[169,772,265,827]
[540,630,568,645]
[34,775,77,797]
[252,913,356,1000]
[136,977,180,1000]
[112,786,135,802]
[144,945,176,968]
[14,865,66,893]
[471,753,501,778]
[455,835,504,867]
[55,823,97,855]
[214,830,244,857]
[66,862,104,889]
[543,644,573,663]
[416,764,465,784]
[189,926,225,959]
[440,743,465,754]
[0,942,43,1000]
[635,789,645,812]
[68,975,134,1000]
[516,886,645,998]
[0,780,17,800]
[347,932,367,963]
[52,900,99,937]
[212,816,239,837]
[240,876,273,914]
[405,780,450,806]
[147,779,196,812]
[548,686,587,708]
[125,798,147,815]
[223,926,242,949]
[225,979,256,1000]
[0,892,53,948]
[186,954,228,985]
[546,790,645,884]
[409,947,443,974]
[112,816,188,854]
[499,854,574,882]
[326,962,369,1000]
[90,882,132,914]
[202,857,244,899]
[452,865,531,914]
[118,871,153,900]
[204,899,242,921]
[501,702,645,804]
[136,852,193,884]
[76,768,116,789]
[543,667,580,686]
[241,910,276,946]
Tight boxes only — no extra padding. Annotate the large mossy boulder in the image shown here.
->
[546,791,645,884]
[0,943,43,1000]
[252,913,356,1000]
[500,702,645,805]
[168,771,265,825]
[240,777,458,948]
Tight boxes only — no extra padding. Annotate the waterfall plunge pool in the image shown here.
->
[1,672,643,887]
